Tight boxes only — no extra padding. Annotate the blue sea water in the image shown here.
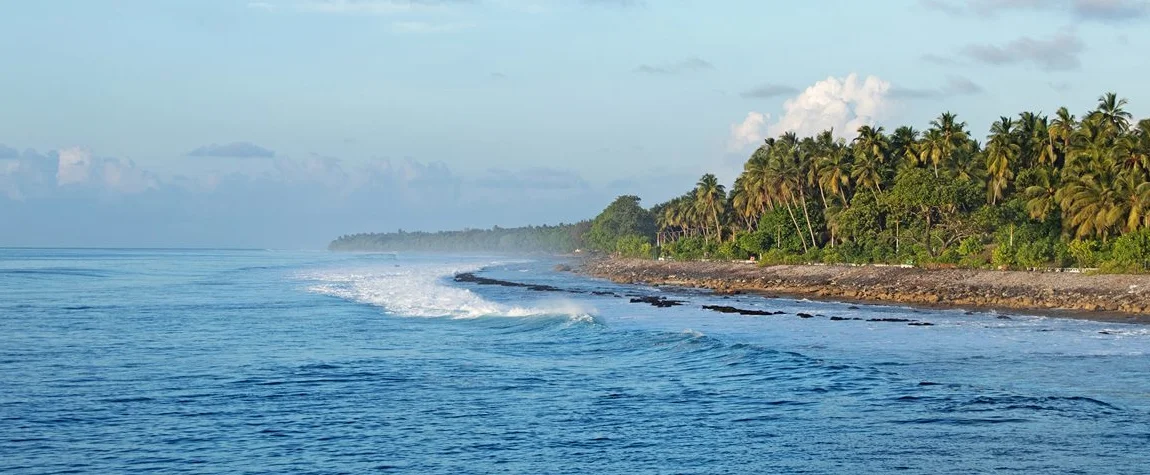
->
[2,249,1149,474]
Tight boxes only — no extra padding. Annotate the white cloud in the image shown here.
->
[767,73,891,140]
[0,159,24,200]
[961,29,1085,71]
[727,112,771,151]
[57,147,92,186]
[54,147,157,193]
[101,159,159,194]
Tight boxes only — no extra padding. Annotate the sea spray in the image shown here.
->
[299,264,597,319]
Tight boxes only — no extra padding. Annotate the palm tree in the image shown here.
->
[917,129,947,176]
[985,116,1019,205]
[1095,92,1133,134]
[1018,111,1055,168]
[928,112,970,177]
[851,151,884,199]
[729,176,758,231]
[653,92,1149,268]
[1060,158,1123,240]
[854,125,889,163]
[1024,166,1060,221]
[816,141,852,207]
[695,174,726,243]
[774,134,819,249]
[890,126,919,171]
[1116,170,1150,233]
[1049,107,1077,165]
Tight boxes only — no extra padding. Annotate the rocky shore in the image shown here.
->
[581,259,1150,322]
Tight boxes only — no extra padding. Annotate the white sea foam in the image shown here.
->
[299,263,594,319]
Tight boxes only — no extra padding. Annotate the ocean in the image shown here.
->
[1,249,1148,474]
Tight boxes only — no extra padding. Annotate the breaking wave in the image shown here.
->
[299,263,594,320]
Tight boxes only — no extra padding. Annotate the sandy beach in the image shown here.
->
[582,259,1150,323]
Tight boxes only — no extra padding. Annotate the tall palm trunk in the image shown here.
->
[797,188,818,248]
[783,199,809,252]
[711,204,721,243]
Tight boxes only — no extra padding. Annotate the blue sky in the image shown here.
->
[2,0,1149,247]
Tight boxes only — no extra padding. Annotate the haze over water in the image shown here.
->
[2,249,1149,473]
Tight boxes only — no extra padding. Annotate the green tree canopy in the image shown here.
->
[584,195,657,253]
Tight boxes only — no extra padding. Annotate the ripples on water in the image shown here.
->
[1,249,1149,474]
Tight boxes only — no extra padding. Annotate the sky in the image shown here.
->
[2,0,1149,248]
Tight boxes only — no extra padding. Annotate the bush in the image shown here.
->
[715,241,750,260]
[991,244,1016,268]
[957,236,984,258]
[1103,229,1150,273]
[1067,239,1103,268]
[664,236,698,260]
[615,235,654,259]
[760,248,805,265]
[802,247,822,263]
[734,231,770,257]
[820,248,844,264]
[757,209,808,253]
[937,247,961,265]
[959,252,990,268]
[1015,239,1055,268]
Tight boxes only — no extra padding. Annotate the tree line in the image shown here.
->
[330,93,1150,272]
[648,93,1150,272]
[329,223,590,254]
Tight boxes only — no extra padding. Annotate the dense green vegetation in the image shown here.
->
[653,93,1150,272]
[329,223,590,254]
[331,93,1150,272]
[584,195,657,258]
[329,196,659,256]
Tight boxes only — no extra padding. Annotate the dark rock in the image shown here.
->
[797,313,816,319]
[996,315,1012,320]
[702,305,784,316]
[848,306,860,310]
[908,322,935,326]
[629,296,685,308]
[454,273,563,292]
[867,318,915,323]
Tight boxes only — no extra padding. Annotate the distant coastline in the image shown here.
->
[582,258,1150,322]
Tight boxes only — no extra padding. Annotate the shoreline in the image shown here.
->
[579,258,1150,324]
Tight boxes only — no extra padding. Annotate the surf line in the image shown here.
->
[451,271,935,326]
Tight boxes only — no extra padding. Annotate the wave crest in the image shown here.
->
[300,263,594,319]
